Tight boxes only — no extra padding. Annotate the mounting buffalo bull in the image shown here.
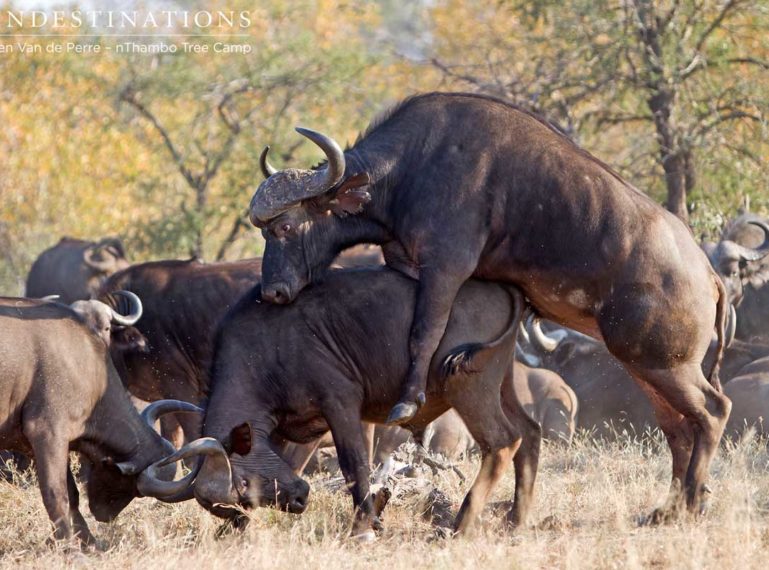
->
[25,237,129,303]
[707,213,769,340]
[0,293,201,545]
[250,92,731,521]
[150,269,541,537]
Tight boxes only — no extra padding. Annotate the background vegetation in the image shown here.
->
[1,0,767,294]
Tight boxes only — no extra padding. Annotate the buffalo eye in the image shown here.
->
[281,223,293,234]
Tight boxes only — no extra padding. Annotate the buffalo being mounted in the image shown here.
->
[250,92,730,521]
[151,269,541,537]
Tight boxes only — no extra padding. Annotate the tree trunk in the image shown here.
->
[647,89,689,225]
[663,153,688,224]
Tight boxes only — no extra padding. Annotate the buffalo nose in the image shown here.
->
[262,283,292,305]
[288,480,310,513]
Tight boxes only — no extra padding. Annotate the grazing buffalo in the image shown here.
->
[249,92,730,520]
[708,214,769,340]
[26,237,129,304]
[150,269,541,537]
[0,293,199,545]
[514,362,578,445]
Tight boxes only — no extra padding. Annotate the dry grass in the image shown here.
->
[2,431,769,569]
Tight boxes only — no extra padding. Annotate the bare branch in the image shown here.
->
[693,0,741,53]
[119,86,200,190]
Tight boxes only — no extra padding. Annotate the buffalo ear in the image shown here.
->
[105,457,140,476]
[112,327,149,353]
[228,423,252,456]
[328,173,371,216]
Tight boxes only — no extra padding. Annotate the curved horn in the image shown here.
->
[725,303,737,348]
[108,290,143,326]
[518,322,531,345]
[740,220,769,262]
[141,400,203,430]
[295,127,346,194]
[259,146,278,179]
[41,295,60,302]
[139,437,236,506]
[83,245,114,273]
[136,447,205,500]
[526,314,560,352]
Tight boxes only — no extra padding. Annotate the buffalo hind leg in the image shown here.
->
[448,365,522,533]
[454,443,519,534]
[635,382,694,523]
[631,363,731,520]
[388,265,474,424]
[501,369,541,528]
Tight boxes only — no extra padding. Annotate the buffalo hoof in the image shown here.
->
[385,394,424,425]
[386,402,418,425]
[638,506,679,526]
[351,530,377,543]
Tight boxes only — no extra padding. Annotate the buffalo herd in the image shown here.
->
[2,92,769,546]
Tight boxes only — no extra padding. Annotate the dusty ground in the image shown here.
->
[2,430,769,569]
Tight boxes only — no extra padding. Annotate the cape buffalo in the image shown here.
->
[723,355,769,438]
[98,258,263,446]
[708,214,769,340]
[296,361,577,476]
[26,237,129,304]
[249,92,730,520]
[514,361,578,445]
[149,269,541,537]
[0,293,200,545]
[524,322,769,438]
[99,249,383,446]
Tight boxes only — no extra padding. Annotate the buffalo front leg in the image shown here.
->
[26,430,75,542]
[67,465,96,546]
[388,267,473,424]
[501,369,541,528]
[325,402,378,537]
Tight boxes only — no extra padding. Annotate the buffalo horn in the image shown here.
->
[139,437,235,505]
[109,290,143,326]
[136,448,204,500]
[526,314,560,352]
[259,146,278,179]
[739,220,769,262]
[83,245,114,272]
[295,127,346,196]
[725,303,737,348]
[141,400,203,430]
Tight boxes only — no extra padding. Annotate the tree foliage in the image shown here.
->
[1,0,766,293]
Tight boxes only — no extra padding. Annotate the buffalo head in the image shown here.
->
[144,422,310,521]
[248,128,375,304]
[85,399,203,521]
[709,220,769,305]
[70,290,147,350]
[83,238,129,276]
